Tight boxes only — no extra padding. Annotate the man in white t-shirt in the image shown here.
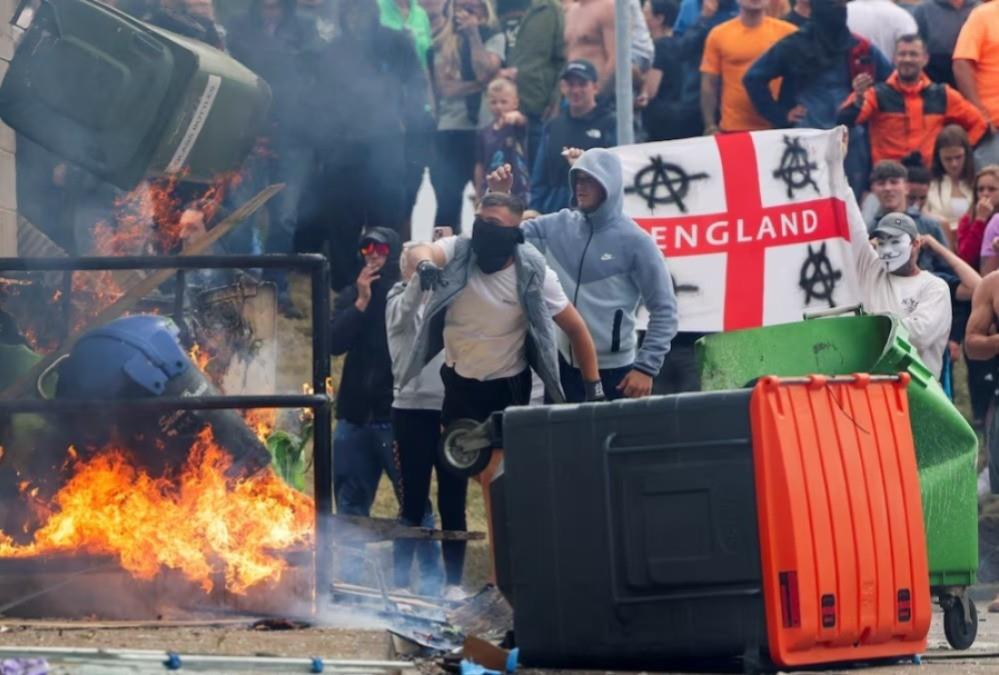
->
[401,193,602,425]
[851,210,952,377]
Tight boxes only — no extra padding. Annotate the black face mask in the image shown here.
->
[471,218,524,274]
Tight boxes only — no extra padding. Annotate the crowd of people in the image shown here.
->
[13,0,999,597]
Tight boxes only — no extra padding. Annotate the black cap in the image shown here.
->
[561,59,598,83]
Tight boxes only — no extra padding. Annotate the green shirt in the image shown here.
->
[378,0,433,69]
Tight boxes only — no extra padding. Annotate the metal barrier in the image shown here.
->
[0,254,334,609]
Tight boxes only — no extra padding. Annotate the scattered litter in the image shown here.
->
[251,617,312,631]
[0,659,49,675]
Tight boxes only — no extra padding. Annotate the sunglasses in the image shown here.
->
[359,241,390,257]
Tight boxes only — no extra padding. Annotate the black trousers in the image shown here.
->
[440,365,532,426]
[430,130,477,234]
[392,407,469,587]
[294,136,407,290]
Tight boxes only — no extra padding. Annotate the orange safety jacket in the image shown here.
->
[837,71,988,167]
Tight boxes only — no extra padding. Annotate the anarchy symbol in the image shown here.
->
[625,155,709,213]
[773,136,819,199]
[799,243,842,307]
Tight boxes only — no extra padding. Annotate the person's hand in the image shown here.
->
[498,67,518,80]
[583,380,606,402]
[635,92,650,109]
[976,197,995,222]
[617,370,653,398]
[486,164,514,193]
[701,0,718,18]
[703,124,720,136]
[355,264,381,311]
[787,104,808,124]
[455,7,479,32]
[499,111,527,128]
[562,147,584,165]
[852,72,873,98]
[949,340,962,363]
[416,260,443,291]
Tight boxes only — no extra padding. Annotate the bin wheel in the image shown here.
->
[439,419,493,478]
[943,596,978,650]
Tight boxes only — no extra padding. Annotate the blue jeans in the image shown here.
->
[558,354,632,403]
[333,420,442,588]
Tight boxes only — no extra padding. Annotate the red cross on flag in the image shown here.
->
[615,128,862,333]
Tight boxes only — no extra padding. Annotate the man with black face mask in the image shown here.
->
[399,193,601,428]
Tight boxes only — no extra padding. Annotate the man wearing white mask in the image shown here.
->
[851,210,952,377]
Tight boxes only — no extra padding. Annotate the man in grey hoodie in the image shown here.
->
[489,147,678,400]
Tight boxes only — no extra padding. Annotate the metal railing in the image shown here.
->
[0,254,334,608]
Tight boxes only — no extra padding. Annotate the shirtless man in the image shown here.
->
[564,0,616,94]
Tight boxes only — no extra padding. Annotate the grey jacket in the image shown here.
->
[522,148,678,375]
[398,237,566,403]
[386,280,445,411]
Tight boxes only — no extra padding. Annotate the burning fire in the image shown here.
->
[0,427,313,594]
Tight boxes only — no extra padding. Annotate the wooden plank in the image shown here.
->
[331,515,485,542]
[0,183,284,400]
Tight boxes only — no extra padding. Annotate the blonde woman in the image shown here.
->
[429,0,505,234]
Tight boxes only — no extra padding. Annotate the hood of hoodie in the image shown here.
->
[569,148,624,229]
[359,226,403,288]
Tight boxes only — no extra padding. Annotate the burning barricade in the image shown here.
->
[0,313,316,607]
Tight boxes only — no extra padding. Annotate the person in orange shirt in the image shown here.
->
[953,0,999,165]
[837,34,987,168]
[699,0,796,134]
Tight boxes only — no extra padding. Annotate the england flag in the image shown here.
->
[614,128,864,333]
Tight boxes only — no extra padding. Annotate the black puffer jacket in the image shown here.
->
[330,227,402,424]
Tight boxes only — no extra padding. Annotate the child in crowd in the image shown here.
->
[474,78,530,203]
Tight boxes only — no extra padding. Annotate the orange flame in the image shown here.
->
[0,427,314,594]
[242,409,277,445]
[188,343,212,373]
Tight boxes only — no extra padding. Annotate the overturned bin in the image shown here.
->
[697,313,980,648]
[0,0,270,190]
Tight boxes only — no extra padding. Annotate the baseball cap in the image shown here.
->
[872,212,919,240]
[561,60,598,83]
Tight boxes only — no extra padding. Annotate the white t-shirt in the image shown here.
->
[849,205,952,378]
[846,0,917,59]
[436,236,570,381]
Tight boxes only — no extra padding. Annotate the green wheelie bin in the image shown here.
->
[0,0,270,190]
[697,313,980,650]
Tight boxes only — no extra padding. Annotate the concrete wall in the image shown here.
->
[0,0,16,256]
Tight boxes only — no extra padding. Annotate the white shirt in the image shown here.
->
[436,236,570,381]
[848,203,952,378]
[847,0,918,59]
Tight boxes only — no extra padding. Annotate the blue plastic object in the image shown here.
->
[460,660,501,675]
[310,657,324,673]
[56,315,188,399]
[163,652,182,670]
[505,648,519,672]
